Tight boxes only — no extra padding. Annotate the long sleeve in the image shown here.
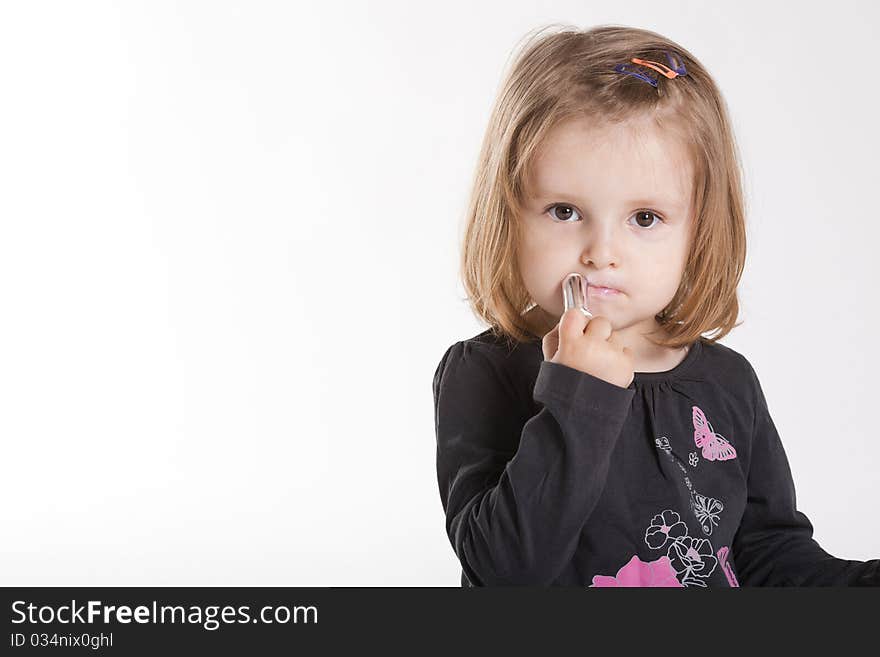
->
[433,340,635,586]
[731,362,880,585]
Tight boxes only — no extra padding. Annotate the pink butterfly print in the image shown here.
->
[692,406,737,461]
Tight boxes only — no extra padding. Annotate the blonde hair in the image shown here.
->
[459,24,746,349]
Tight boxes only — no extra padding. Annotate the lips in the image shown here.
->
[588,284,622,297]
[586,277,621,291]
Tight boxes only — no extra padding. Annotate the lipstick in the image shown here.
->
[562,272,593,319]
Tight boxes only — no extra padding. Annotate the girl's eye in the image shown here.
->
[547,204,581,222]
[629,210,664,229]
[545,204,665,229]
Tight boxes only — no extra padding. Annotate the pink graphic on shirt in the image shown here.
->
[692,406,737,461]
[590,555,684,587]
[717,546,740,587]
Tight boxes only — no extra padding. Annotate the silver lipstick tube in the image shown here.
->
[562,272,593,319]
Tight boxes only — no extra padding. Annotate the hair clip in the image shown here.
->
[614,63,660,87]
[614,50,688,88]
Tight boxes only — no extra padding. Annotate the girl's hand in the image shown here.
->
[542,308,635,389]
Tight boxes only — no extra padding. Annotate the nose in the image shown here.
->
[579,224,619,269]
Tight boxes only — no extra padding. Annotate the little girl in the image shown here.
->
[432,24,880,587]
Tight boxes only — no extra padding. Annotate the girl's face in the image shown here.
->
[517,115,695,342]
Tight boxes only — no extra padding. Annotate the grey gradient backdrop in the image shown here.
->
[1,1,877,585]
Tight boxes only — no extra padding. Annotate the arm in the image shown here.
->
[731,362,880,586]
[433,340,634,586]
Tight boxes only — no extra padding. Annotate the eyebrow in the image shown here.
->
[533,191,680,210]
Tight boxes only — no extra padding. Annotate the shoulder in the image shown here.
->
[435,328,538,369]
[432,329,541,401]
[696,338,757,383]
[695,338,764,413]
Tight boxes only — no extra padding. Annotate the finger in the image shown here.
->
[559,307,590,342]
[542,324,560,361]
[584,315,612,341]
[606,332,622,350]
[607,330,630,350]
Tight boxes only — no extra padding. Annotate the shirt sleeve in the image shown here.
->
[731,361,880,585]
[433,340,635,586]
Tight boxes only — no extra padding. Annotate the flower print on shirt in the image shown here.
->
[643,508,725,587]
[654,436,725,537]
[689,451,699,467]
[667,536,718,587]
[590,555,684,587]
[644,509,689,549]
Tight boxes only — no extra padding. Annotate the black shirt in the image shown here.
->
[432,329,880,586]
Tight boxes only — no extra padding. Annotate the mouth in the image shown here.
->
[588,284,622,297]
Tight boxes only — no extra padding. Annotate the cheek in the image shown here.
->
[516,244,564,304]
[641,240,688,278]
[525,228,579,265]
[518,229,563,272]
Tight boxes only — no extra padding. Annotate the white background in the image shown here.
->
[1,1,877,585]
